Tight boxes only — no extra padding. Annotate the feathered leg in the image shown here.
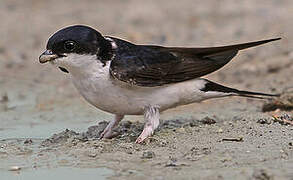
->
[136,106,160,143]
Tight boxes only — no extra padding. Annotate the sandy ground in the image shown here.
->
[0,0,293,179]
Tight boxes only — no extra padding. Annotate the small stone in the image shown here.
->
[88,153,97,158]
[126,151,133,154]
[252,169,273,180]
[165,161,177,167]
[257,118,272,124]
[0,94,8,103]
[141,151,155,159]
[9,166,21,171]
[217,128,223,133]
[165,157,177,167]
[24,139,33,144]
[200,117,216,125]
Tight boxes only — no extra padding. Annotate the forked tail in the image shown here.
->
[201,79,280,99]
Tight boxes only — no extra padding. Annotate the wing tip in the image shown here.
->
[237,37,282,51]
[262,37,282,43]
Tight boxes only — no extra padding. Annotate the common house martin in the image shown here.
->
[39,25,280,143]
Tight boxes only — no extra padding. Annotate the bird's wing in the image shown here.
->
[109,38,280,87]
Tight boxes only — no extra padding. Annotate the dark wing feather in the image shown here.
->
[109,38,280,87]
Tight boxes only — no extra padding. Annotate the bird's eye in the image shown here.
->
[64,41,76,51]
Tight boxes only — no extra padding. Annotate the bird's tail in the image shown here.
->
[201,79,280,99]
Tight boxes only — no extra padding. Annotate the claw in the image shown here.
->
[99,128,111,139]
[135,124,154,143]
[99,115,124,139]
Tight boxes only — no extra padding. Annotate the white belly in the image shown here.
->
[70,64,209,115]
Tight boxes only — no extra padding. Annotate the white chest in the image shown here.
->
[64,55,216,115]
[70,63,144,115]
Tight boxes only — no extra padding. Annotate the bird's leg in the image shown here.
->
[100,114,124,139]
[136,106,160,143]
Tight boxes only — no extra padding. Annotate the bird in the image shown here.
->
[39,25,280,143]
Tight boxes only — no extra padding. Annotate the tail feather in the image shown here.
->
[201,79,279,99]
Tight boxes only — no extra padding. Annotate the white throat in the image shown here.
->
[58,54,109,78]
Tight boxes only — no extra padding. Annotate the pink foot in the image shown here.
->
[99,125,115,139]
[135,125,154,143]
[135,106,160,143]
[99,115,124,139]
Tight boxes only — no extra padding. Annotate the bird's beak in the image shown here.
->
[39,50,59,64]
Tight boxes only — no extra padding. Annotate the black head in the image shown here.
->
[39,25,113,64]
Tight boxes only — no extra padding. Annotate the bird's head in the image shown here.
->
[39,25,113,73]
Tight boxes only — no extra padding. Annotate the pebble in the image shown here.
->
[88,153,97,158]
[252,169,273,180]
[141,151,155,159]
[24,139,33,144]
[257,118,272,124]
[200,117,216,125]
[9,166,21,171]
[217,128,223,133]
